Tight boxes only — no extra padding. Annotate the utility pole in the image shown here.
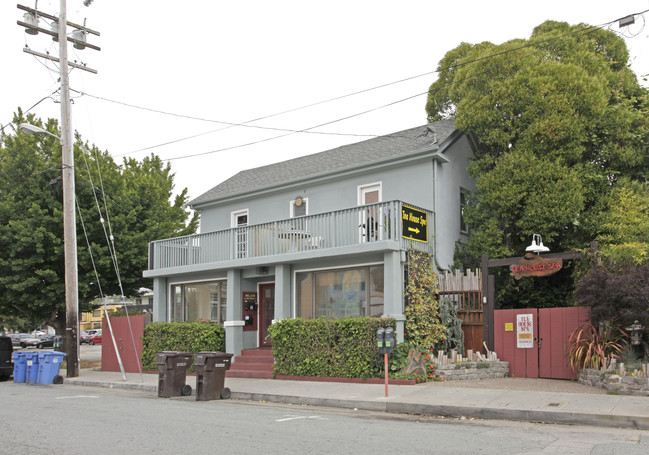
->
[17,2,99,378]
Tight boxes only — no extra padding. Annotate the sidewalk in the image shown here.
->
[65,369,649,430]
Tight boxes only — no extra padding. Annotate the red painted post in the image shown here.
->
[383,352,388,397]
[384,353,389,397]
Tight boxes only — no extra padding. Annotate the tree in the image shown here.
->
[426,20,649,307]
[0,111,198,332]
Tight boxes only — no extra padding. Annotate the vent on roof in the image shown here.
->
[426,124,438,144]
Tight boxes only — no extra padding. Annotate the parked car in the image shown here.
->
[88,333,102,345]
[0,336,13,381]
[86,329,101,337]
[80,331,90,344]
[12,333,40,348]
[36,334,58,349]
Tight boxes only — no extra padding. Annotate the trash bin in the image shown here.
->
[24,352,40,384]
[12,352,27,383]
[194,351,233,401]
[156,351,193,397]
[36,351,66,384]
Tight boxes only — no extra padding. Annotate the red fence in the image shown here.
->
[494,307,590,379]
[101,314,150,373]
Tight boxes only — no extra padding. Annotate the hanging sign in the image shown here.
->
[516,314,534,349]
[510,253,562,280]
[401,205,428,243]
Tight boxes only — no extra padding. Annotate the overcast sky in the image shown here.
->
[2,1,648,204]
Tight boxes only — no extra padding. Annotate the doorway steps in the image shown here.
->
[226,348,274,379]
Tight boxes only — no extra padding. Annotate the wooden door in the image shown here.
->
[259,283,275,347]
[538,306,590,380]
[494,309,539,378]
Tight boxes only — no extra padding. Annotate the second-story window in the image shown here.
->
[290,196,308,217]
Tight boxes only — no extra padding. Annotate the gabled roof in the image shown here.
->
[190,118,457,207]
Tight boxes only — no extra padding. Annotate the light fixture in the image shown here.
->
[20,123,59,138]
[525,234,550,254]
[295,196,303,207]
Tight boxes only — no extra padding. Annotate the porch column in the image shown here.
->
[383,250,406,343]
[152,277,167,322]
[224,269,244,356]
[274,264,291,320]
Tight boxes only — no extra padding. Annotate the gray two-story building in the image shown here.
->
[144,119,476,355]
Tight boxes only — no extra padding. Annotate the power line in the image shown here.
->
[76,11,643,162]
[119,14,643,162]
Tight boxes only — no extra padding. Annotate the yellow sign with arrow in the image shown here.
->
[401,205,428,243]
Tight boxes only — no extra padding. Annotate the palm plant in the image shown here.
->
[567,323,628,373]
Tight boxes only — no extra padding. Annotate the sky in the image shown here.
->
[1,1,648,205]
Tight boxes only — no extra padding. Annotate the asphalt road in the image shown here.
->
[1,382,648,454]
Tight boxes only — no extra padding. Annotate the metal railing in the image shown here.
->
[148,201,434,270]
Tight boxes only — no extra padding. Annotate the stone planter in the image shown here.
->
[578,368,649,396]
[434,361,509,381]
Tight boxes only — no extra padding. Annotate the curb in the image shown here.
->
[65,379,649,430]
[229,392,649,430]
[66,379,157,393]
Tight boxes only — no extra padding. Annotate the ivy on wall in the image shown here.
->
[404,249,447,349]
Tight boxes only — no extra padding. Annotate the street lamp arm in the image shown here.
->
[20,123,61,141]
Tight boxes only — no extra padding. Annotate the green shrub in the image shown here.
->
[267,317,395,379]
[141,321,225,372]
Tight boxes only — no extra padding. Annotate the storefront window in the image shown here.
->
[297,266,383,319]
[170,281,227,323]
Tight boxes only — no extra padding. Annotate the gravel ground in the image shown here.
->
[427,377,607,394]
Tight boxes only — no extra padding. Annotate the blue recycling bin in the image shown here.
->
[24,352,40,384]
[12,352,27,383]
[37,351,66,384]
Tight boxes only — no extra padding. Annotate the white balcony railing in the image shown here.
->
[148,201,434,271]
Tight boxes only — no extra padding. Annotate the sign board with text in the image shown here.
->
[516,313,534,349]
[401,205,428,243]
[510,253,563,280]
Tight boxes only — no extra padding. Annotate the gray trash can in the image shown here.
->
[156,351,193,397]
[194,352,233,401]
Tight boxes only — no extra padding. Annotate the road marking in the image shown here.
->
[276,415,329,422]
[55,395,100,400]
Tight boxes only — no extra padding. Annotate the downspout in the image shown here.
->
[431,152,449,272]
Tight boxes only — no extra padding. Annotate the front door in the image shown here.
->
[259,283,275,347]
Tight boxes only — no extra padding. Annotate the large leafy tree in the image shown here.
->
[427,21,649,307]
[0,111,198,332]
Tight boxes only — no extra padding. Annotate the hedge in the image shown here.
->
[267,317,396,379]
[141,321,225,372]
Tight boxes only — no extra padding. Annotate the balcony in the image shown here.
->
[147,201,434,273]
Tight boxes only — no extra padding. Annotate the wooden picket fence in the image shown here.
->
[438,269,483,356]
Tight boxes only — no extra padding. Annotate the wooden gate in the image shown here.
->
[438,269,483,356]
[494,306,590,379]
